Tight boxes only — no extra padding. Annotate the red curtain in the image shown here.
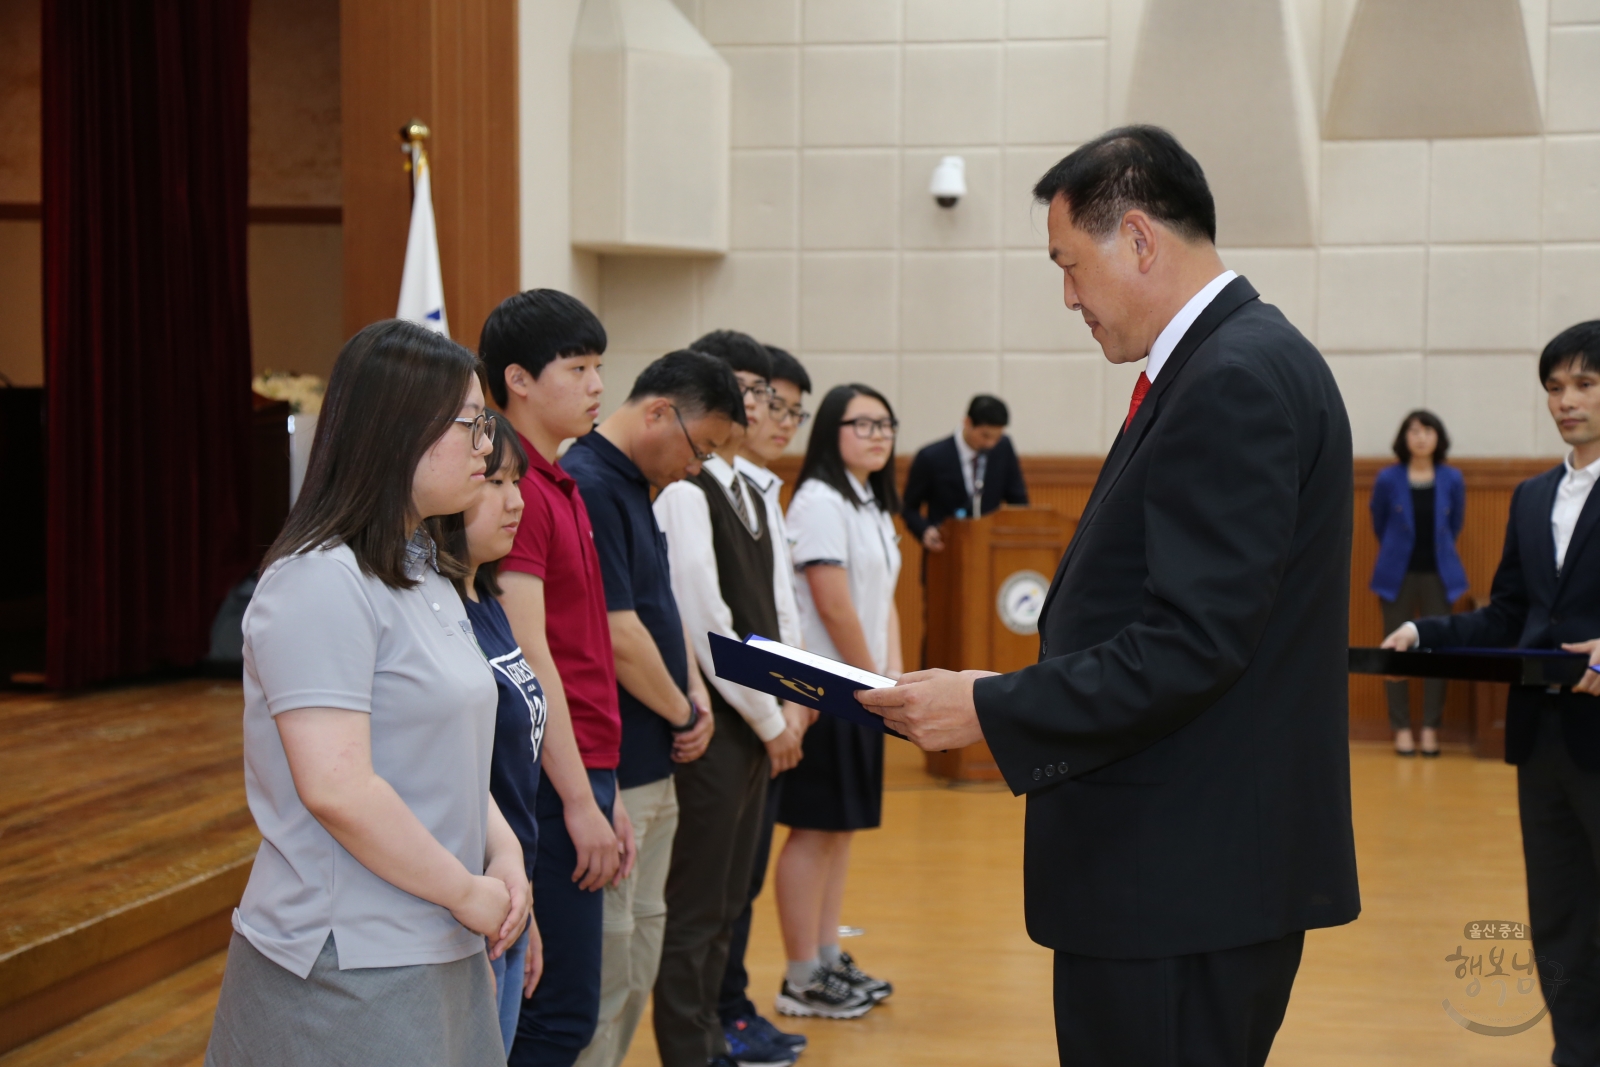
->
[42,0,254,689]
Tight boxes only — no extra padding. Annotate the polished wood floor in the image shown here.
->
[1,728,1554,1066]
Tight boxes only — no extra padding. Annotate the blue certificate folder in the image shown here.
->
[708,632,906,738]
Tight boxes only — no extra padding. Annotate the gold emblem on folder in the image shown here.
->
[769,672,824,701]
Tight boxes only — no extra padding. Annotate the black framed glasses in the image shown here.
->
[451,411,497,449]
[672,406,716,463]
[768,398,811,427]
[843,416,898,439]
[740,381,775,403]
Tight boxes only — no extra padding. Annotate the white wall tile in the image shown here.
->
[901,252,1001,350]
[1000,354,1106,453]
[1425,355,1541,455]
[1322,354,1424,455]
[731,151,798,249]
[800,253,898,350]
[804,0,901,42]
[902,149,1000,249]
[1101,360,1147,444]
[1003,146,1071,248]
[1002,250,1100,351]
[898,354,1002,448]
[1548,26,1600,132]
[697,253,798,347]
[597,351,661,420]
[1552,0,1600,21]
[903,45,1003,145]
[1318,247,1426,351]
[801,150,899,249]
[1319,141,1429,245]
[802,46,900,146]
[598,256,700,350]
[1003,42,1108,145]
[904,0,1003,41]
[1007,0,1109,39]
[726,48,798,148]
[1429,138,1542,243]
[1544,136,1600,241]
[1541,245,1600,340]
[1219,248,1318,342]
[702,0,798,44]
[1427,246,1540,351]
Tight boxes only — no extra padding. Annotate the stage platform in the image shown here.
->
[0,680,255,1054]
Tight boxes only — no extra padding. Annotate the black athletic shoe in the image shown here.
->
[832,951,892,1002]
[735,1011,807,1052]
[775,968,873,1019]
[724,1015,798,1067]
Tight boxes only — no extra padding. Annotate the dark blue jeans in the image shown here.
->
[512,768,617,1067]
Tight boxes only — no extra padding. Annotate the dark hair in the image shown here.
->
[1032,125,1216,244]
[479,289,607,407]
[446,428,532,600]
[690,329,772,381]
[1539,320,1600,383]
[797,384,900,514]
[1392,409,1451,466]
[627,349,745,424]
[967,394,1009,427]
[765,345,811,394]
[264,320,482,588]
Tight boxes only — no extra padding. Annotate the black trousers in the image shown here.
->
[653,705,770,1066]
[1520,706,1600,1066]
[719,774,783,1024]
[1379,572,1450,730]
[1053,931,1303,1067]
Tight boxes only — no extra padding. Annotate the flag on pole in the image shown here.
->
[397,152,449,335]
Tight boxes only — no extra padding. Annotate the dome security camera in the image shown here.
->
[930,156,966,208]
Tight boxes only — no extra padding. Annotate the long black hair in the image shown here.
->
[1391,409,1450,466]
[797,383,899,513]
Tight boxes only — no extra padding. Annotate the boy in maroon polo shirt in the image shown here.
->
[481,290,711,1067]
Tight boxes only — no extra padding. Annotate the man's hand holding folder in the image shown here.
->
[855,668,995,751]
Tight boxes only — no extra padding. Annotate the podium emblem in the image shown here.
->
[996,570,1049,635]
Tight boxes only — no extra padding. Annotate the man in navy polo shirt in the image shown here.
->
[564,350,745,1067]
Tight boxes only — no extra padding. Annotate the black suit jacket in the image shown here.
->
[1414,465,1600,769]
[900,434,1028,538]
[972,278,1361,960]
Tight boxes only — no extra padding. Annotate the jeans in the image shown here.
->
[491,926,532,1054]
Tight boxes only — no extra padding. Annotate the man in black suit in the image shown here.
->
[858,126,1360,1066]
[901,395,1030,553]
[1384,320,1600,1067]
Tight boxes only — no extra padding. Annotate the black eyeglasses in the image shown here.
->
[843,416,897,439]
[768,398,811,427]
[451,411,497,449]
[741,381,774,403]
[672,406,716,463]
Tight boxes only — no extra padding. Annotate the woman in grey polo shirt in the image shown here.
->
[206,321,529,1067]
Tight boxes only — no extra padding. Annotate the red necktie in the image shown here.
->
[1123,372,1152,432]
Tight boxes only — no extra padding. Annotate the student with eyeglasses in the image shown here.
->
[773,383,902,1020]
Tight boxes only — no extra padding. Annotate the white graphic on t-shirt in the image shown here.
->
[490,648,547,761]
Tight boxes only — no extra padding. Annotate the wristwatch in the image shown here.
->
[670,701,700,734]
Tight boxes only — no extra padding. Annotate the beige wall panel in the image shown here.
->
[248,223,344,379]
[1323,353,1424,455]
[0,220,42,386]
[1325,0,1541,139]
[904,0,1003,42]
[1319,140,1428,245]
[250,0,341,205]
[801,46,900,147]
[1007,0,1108,40]
[595,350,658,419]
[1220,247,1318,341]
[1320,0,1361,109]
[598,254,698,350]
[1427,246,1540,353]
[800,150,899,249]
[1317,247,1426,351]
[1429,138,1542,243]
[1101,359,1147,443]
[900,252,1000,351]
[726,47,798,148]
[730,151,799,250]
[1543,136,1600,240]
[1540,245,1600,340]
[521,0,587,292]
[804,0,900,43]
[897,354,1001,449]
[1001,250,1100,352]
[1424,354,1541,455]
[799,253,898,350]
[902,45,1003,147]
[901,149,1000,250]
[1000,353,1106,453]
[700,0,797,45]
[1003,41,1108,146]
[1547,26,1600,132]
[1552,0,1600,20]
[697,252,799,347]
[0,0,40,202]
[1002,147,1071,248]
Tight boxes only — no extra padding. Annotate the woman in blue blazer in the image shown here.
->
[1370,410,1467,756]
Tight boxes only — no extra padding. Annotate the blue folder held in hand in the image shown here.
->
[708,632,905,739]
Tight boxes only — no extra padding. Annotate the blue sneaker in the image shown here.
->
[739,1011,807,1052]
[724,1015,798,1067]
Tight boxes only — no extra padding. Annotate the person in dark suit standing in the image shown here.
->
[900,395,1029,553]
[857,126,1360,1066]
[1383,320,1600,1067]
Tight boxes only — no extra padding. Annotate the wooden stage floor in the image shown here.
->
[0,680,1554,1066]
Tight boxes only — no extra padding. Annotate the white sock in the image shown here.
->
[818,943,843,969]
[787,959,820,988]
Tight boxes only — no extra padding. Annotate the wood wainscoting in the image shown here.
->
[769,454,1556,750]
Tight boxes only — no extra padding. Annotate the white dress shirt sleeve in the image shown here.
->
[655,480,787,742]
[764,490,805,648]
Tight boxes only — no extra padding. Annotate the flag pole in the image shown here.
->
[400,121,431,185]
[396,120,449,336]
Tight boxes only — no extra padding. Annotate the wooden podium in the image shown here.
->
[921,506,1074,781]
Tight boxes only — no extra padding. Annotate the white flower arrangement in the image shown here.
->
[252,370,326,415]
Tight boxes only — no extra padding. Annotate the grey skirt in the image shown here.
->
[205,932,504,1067]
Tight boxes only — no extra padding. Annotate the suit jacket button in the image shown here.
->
[1045,765,1055,777]
[1058,761,1068,774]
[1032,767,1042,781]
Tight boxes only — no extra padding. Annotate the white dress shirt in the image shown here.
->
[1553,451,1600,571]
[735,455,805,649]
[1146,270,1238,382]
[654,456,787,742]
[951,427,985,516]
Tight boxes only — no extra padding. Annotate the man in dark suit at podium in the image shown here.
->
[1384,320,1600,1067]
[901,396,1029,553]
[858,126,1360,1066]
